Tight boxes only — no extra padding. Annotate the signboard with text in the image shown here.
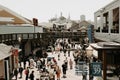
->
[90,62,102,76]
[75,61,88,75]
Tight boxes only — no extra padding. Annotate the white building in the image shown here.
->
[80,15,86,21]
[49,13,72,30]
[94,0,120,42]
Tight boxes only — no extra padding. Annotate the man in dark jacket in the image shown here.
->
[62,62,67,78]
[29,71,34,80]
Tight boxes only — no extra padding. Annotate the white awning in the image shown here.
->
[0,43,13,60]
[0,50,12,60]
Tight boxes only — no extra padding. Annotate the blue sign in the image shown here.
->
[90,62,102,76]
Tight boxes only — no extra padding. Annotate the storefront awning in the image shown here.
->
[90,42,120,50]
[0,43,13,60]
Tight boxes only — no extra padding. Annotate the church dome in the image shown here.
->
[59,16,66,20]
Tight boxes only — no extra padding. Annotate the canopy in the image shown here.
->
[0,43,13,60]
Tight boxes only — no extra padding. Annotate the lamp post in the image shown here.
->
[18,37,21,42]
[18,36,22,66]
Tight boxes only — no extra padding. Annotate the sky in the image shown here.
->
[0,0,113,23]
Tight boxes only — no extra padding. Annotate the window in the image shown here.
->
[111,7,119,33]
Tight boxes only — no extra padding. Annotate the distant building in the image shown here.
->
[69,20,93,32]
[69,20,94,42]
[49,12,72,31]
[80,15,86,21]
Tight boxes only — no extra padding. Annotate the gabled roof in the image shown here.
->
[69,22,79,30]
[79,20,91,27]
[69,20,92,31]
[0,4,31,25]
[78,26,87,31]
[59,16,66,20]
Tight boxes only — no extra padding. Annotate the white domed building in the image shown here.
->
[49,13,72,31]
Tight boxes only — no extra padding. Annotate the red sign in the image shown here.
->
[12,49,18,56]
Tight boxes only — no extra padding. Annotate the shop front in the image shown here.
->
[0,43,13,80]
[90,42,120,80]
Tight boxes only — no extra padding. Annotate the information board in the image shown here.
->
[90,62,102,76]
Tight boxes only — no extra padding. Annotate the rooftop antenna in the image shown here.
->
[60,12,62,17]
[68,13,71,20]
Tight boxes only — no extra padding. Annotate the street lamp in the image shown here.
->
[18,36,22,66]
[18,37,22,43]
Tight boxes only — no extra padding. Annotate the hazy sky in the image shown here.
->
[0,0,113,22]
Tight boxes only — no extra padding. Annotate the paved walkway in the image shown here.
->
[12,50,104,80]
[12,42,119,80]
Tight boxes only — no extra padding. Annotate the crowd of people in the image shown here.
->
[12,38,93,80]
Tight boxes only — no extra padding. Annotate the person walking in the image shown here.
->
[30,58,34,69]
[68,45,71,57]
[69,59,73,69]
[63,49,67,56]
[36,58,41,71]
[25,67,29,80]
[62,61,67,78]
[58,52,60,60]
[56,66,61,80]
[13,68,18,80]
[29,71,34,80]
[19,65,23,79]
[64,57,68,70]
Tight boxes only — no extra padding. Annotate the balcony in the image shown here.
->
[102,29,108,33]
[101,26,109,33]
[96,29,100,32]
[111,29,119,33]
[96,27,100,32]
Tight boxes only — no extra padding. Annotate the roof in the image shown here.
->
[70,20,92,30]
[79,20,91,27]
[69,21,79,30]
[90,42,120,50]
[95,0,119,14]
[0,4,31,24]
[59,16,66,20]
[0,43,13,60]
[78,26,87,31]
